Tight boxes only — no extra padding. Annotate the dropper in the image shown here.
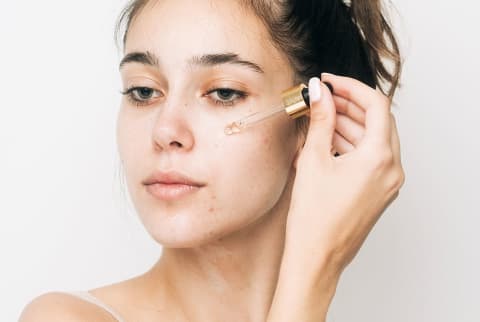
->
[225,83,311,135]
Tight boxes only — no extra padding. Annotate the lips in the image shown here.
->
[143,171,205,201]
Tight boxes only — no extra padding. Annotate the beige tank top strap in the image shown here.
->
[66,291,126,322]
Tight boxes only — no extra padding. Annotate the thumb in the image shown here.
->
[303,77,336,159]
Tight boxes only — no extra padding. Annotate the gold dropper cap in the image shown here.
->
[282,83,309,119]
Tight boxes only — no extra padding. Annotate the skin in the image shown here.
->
[19,0,404,321]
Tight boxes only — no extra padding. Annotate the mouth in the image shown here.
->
[143,171,205,201]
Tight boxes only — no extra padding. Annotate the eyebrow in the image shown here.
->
[119,50,265,74]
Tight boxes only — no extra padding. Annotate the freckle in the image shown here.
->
[208,207,214,213]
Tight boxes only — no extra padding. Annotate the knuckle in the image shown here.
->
[360,137,400,172]
[371,148,395,171]
[396,167,406,188]
[387,167,406,192]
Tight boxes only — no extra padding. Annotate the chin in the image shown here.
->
[139,214,230,249]
[141,208,260,249]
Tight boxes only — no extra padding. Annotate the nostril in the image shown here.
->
[170,141,183,148]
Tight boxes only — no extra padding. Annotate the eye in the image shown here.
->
[121,86,162,107]
[205,88,248,107]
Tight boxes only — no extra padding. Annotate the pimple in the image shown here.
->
[208,207,214,213]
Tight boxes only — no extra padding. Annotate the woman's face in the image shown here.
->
[117,0,302,247]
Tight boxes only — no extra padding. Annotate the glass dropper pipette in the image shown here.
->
[225,83,311,135]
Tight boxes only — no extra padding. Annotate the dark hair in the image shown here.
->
[115,0,401,97]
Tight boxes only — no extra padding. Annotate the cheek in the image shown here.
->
[207,121,297,214]
[116,109,150,181]
[116,108,133,161]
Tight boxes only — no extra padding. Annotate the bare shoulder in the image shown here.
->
[19,291,116,322]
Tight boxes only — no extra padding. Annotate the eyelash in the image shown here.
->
[120,86,248,108]
[120,87,161,107]
[205,87,248,107]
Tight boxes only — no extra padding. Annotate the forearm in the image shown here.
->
[266,250,341,322]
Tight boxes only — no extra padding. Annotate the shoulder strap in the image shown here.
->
[66,291,126,322]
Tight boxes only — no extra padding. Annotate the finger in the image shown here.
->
[321,73,391,146]
[303,77,336,161]
[333,95,366,125]
[321,73,389,112]
[333,131,355,154]
[335,113,365,147]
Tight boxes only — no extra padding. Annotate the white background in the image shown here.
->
[1,1,479,321]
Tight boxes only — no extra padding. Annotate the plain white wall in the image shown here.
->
[1,0,479,321]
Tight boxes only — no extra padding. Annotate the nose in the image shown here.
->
[151,103,194,152]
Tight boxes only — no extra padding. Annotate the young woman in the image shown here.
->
[20,0,404,321]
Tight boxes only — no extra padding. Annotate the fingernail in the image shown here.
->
[308,77,322,102]
[321,72,334,79]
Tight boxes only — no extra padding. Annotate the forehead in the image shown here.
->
[125,0,288,75]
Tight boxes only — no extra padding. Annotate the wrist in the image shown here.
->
[267,249,341,322]
[281,233,344,284]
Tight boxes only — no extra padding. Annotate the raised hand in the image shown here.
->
[286,74,404,275]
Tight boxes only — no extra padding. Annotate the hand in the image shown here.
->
[285,74,405,278]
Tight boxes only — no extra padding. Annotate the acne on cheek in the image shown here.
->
[208,194,217,213]
[262,136,271,146]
